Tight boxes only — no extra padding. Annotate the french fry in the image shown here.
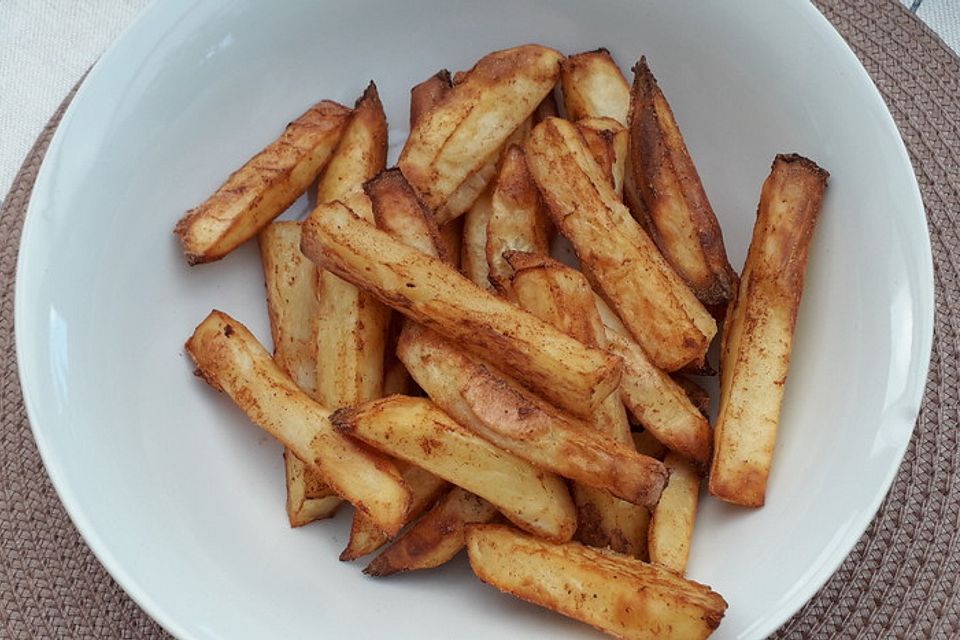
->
[525,116,716,372]
[648,454,701,575]
[399,44,563,223]
[397,324,667,507]
[628,58,736,308]
[365,169,448,261]
[484,147,552,295]
[709,154,828,507]
[341,464,448,561]
[300,201,622,418]
[174,100,350,264]
[259,221,340,525]
[577,117,628,197]
[465,524,728,640]
[561,48,631,125]
[185,310,410,535]
[332,396,577,543]
[409,69,453,129]
[365,487,498,576]
[673,376,711,417]
[461,184,496,289]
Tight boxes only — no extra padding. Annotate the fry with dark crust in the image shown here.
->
[365,169,448,262]
[709,154,828,507]
[466,524,728,640]
[175,100,350,264]
[629,58,737,308]
[409,69,453,129]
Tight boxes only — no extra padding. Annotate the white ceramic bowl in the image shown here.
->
[15,1,933,638]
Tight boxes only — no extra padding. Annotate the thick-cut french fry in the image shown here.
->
[365,169,448,261]
[409,69,453,129]
[484,146,552,294]
[301,202,622,418]
[466,525,728,640]
[341,465,449,561]
[461,185,496,289]
[576,119,618,191]
[577,117,628,197]
[317,83,388,202]
[399,45,563,223]
[561,48,631,125]
[628,58,736,308]
[365,487,498,576]
[710,154,828,507]
[332,396,577,542]
[398,324,667,507]
[525,116,716,371]
[185,311,411,535]
[175,100,350,265]
[259,221,340,525]
[648,453,701,575]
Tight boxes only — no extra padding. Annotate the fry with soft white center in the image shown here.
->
[332,396,577,543]
[525,116,716,371]
[710,154,828,507]
[185,310,410,535]
[576,117,628,197]
[648,453,701,574]
[461,185,496,289]
[175,100,350,264]
[466,524,727,640]
[561,48,631,125]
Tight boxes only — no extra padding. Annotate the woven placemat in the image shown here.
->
[2,1,958,637]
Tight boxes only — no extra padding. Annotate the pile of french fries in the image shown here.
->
[176,43,828,640]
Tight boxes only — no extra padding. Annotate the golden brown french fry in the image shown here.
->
[301,201,622,418]
[577,116,628,197]
[259,221,340,525]
[525,116,716,371]
[365,487,498,576]
[398,324,667,507]
[365,169,448,261]
[648,453,701,575]
[317,83,387,202]
[484,147,552,295]
[185,310,410,535]
[341,465,448,561]
[466,524,728,640]
[460,184,496,289]
[409,69,453,129]
[709,154,828,507]
[576,119,618,191]
[174,100,350,265]
[629,58,736,308]
[332,396,577,542]
[399,45,563,223]
[561,48,631,125]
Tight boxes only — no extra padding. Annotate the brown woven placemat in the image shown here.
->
[2,1,958,637]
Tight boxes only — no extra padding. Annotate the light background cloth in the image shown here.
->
[1,0,958,199]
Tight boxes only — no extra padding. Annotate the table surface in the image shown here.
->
[0,0,958,200]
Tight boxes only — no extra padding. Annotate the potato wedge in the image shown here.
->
[525,116,716,371]
[561,48,631,125]
[461,184,496,289]
[332,396,577,542]
[466,524,727,640]
[341,464,448,561]
[648,453,701,575]
[300,202,622,418]
[365,487,498,576]
[185,310,410,535]
[399,44,563,223]
[398,324,667,507]
[709,154,828,507]
[365,169,448,261]
[484,146,552,295]
[577,116,628,197]
[409,69,453,129]
[259,221,340,525]
[629,58,736,308]
[174,100,350,264]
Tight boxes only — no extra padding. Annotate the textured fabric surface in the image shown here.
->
[1,0,958,638]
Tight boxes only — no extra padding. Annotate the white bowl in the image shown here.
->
[15,1,933,638]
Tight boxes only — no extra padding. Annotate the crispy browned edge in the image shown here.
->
[410,69,453,130]
[364,168,450,263]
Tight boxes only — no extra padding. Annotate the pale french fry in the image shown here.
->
[466,524,728,640]
[185,311,410,535]
[175,100,350,264]
[577,116,628,197]
[628,58,736,308]
[709,154,828,507]
[561,48,631,125]
[398,324,667,507]
[461,184,496,289]
[399,45,563,223]
[365,169,448,261]
[525,116,716,371]
[484,147,552,295]
[341,465,448,561]
[300,202,622,418]
[648,453,701,575]
[332,396,577,542]
[409,69,453,129]
[259,221,340,525]
[365,487,498,576]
